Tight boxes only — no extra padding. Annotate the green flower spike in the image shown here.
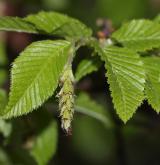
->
[58,65,74,134]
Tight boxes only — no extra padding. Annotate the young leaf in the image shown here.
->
[75,58,102,81]
[0,12,92,39]
[0,17,38,33]
[143,57,160,113]
[2,40,71,118]
[31,121,58,165]
[112,20,160,51]
[25,11,92,39]
[75,92,113,128]
[102,46,145,122]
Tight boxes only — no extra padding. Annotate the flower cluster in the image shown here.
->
[58,65,74,133]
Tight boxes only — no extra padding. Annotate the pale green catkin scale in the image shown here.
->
[58,65,74,133]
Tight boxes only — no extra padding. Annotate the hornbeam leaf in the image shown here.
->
[143,57,160,113]
[25,11,92,39]
[0,17,38,33]
[31,121,58,165]
[112,20,160,51]
[75,58,102,81]
[102,46,145,122]
[0,12,92,39]
[2,40,71,118]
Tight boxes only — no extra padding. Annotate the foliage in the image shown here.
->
[0,10,159,164]
[2,40,71,118]
[102,46,145,122]
[112,20,160,51]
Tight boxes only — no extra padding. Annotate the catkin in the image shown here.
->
[58,65,74,133]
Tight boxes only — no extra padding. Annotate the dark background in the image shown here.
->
[0,0,160,165]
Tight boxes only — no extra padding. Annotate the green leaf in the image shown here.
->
[102,46,145,122]
[143,57,160,113]
[75,58,102,81]
[2,40,71,118]
[75,92,113,128]
[0,12,92,39]
[112,20,160,51]
[31,121,58,165]
[25,11,92,39]
[0,17,38,33]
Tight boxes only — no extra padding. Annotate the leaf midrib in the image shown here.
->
[106,60,127,118]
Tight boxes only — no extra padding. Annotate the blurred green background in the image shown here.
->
[0,0,160,165]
